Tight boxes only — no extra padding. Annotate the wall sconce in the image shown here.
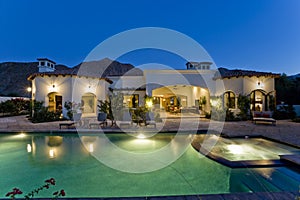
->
[257,80,264,88]
[49,84,57,92]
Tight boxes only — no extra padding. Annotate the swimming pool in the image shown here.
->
[1,133,300,198]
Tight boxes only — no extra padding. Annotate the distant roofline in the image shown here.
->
[37,58,56,64]
[27,73,113,84]
[214,67,281,80]
[186,61,213,64]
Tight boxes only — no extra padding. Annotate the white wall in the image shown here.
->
[108,76,145,89]
[32,75,109,117]
[243,77,275,94]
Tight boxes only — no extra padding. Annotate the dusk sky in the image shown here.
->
[1,0,300,75]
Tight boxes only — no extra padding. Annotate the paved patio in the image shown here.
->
[1,115,300,147]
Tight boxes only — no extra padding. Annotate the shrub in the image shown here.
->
[32,107,61,123]
[273,104,296,120]
[30,101,62,123]
[237,94,250,120]
[64,101,82,120]
[225,109,239,121]
[0,98,30,117]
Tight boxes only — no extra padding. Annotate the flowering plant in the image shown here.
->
[64,101,83,120]
[5,188,22,199]
[5,178,65,200]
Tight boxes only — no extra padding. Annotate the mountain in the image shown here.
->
[288,73,300,80]
[0,58,142,97]
[72,58,143,77]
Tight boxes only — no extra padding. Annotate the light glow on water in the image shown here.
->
[88,143,94,153]
[49,149,55,158]
[227,144,244,154]
[137,133,146,139]
[27,144,32,153]
[14,133,26,138]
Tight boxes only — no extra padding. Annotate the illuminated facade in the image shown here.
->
[28,58,280,118]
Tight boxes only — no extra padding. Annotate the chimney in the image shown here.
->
[37,58,56,72]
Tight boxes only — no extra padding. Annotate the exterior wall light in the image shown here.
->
[257,80,264,88]
[49,84,58,92]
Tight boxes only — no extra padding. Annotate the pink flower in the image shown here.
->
[45,178,56,185]
[60,190,66,196]
[6,188,23,196]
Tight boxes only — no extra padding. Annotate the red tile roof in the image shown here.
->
[214,67,280,79]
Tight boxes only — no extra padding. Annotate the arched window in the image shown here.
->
[81,93,96,114]
[224,91,235,109]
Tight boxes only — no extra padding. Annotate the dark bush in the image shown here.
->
[292,118,300,123]
[30,101,62,123]
[273,104,296,120]
[0,98,30,116]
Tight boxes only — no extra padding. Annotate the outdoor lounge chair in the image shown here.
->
[145,112,156,128]
[252,111,276,126]
[59,113,82,129]
[89,112,108,128]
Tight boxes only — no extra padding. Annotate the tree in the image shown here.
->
[98,92,124,121]
[237,94,250,120]
[276,73,300,105]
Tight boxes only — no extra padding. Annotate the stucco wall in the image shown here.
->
[216,76,276,96]
[32,75,109,117]
[144,70,216,96]
[223,78,244,95]
[108,76,145,89]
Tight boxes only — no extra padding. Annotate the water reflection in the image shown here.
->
[27,144,32,153]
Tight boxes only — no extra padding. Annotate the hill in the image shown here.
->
[288,73,300,80]
[0,58,142,97]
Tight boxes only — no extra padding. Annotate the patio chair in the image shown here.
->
[59,113,82,129]
[252,111,276,126]
[89,112,108,128]
[145,112,156,128]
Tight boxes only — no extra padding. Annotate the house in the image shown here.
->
[28,58,280,118]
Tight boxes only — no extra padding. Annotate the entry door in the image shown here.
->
[55,95,62,112]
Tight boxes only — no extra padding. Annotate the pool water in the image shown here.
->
[0,133,300,198]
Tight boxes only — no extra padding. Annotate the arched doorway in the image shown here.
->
[81,93,96,114]
[250,89,267,111]
[47,92,62,112]
[223,91,236,109]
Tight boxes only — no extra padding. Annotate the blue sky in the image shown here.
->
[0,0,299,75]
